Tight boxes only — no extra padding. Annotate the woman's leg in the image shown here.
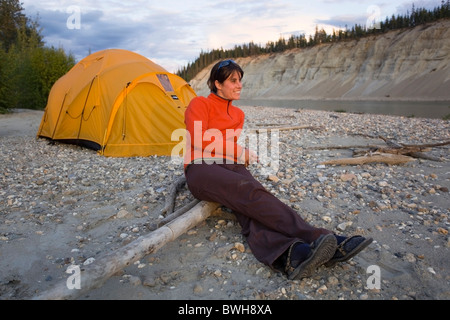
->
[185,162,332,266]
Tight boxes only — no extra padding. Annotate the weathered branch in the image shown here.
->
[378,135,404,148]
[320,136,448,165]
[408,151,443,162]
[33,201,221,300]
[401,141,450,148]
[352,147,430,157]
[156,199,201,228]
[321,152,415,166]
[160,175,187,216]
[249,125,323,133]
[379,136,450,149]
[305,144,383,151]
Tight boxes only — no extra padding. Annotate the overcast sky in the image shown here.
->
[21,0,440,73]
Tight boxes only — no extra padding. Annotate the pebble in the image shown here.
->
[116,209,132,219]
[337,221,353,231]
[128,275,142,286]
[234,242,245,253]
[83,257,95,265]
[143,278,157,287]
[327,276,339,286]
[317,285,328,294]
[193,284,203,294]
[341,173,357,182]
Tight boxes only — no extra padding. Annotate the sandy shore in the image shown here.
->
[0,107,449,301]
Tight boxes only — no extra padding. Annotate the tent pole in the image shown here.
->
[76,76,96,141]
[48,93,67,139]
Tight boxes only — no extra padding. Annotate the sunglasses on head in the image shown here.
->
[218,59,236,70]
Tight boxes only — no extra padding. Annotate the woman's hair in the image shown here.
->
[207,60,244,93]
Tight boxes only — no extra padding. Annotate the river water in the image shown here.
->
[235,99,450,120]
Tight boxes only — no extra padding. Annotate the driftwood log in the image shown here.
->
[250,125,448,165]
[33,201,220,300]
[320,136,449,166]
[250,124,323,133]
[321,152,416,166]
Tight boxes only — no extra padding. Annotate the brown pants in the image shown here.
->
[185,162,332,267]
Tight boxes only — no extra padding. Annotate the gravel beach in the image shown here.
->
[0,106,449,301]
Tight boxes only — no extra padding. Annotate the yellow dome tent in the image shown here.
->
[37,49,196,157]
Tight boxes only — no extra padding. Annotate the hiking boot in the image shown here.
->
[325,235,373,268]
[285,234,337,280]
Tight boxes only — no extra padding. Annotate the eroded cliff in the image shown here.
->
[190,20,450,101]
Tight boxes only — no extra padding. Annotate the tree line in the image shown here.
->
[176,1,450,82]
[0,0,75,113]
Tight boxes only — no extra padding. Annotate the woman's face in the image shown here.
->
[215,71,242,101]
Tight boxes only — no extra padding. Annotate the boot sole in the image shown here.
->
[325,237,373,268]
[288,234,337,280]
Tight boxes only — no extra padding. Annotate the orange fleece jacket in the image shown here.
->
[184,93,245,167]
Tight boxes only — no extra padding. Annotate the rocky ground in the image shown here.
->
[0,107,449,301]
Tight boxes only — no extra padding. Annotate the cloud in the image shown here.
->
[24,3,200,71]
[316,14,368,29]
[28,6,135,57]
